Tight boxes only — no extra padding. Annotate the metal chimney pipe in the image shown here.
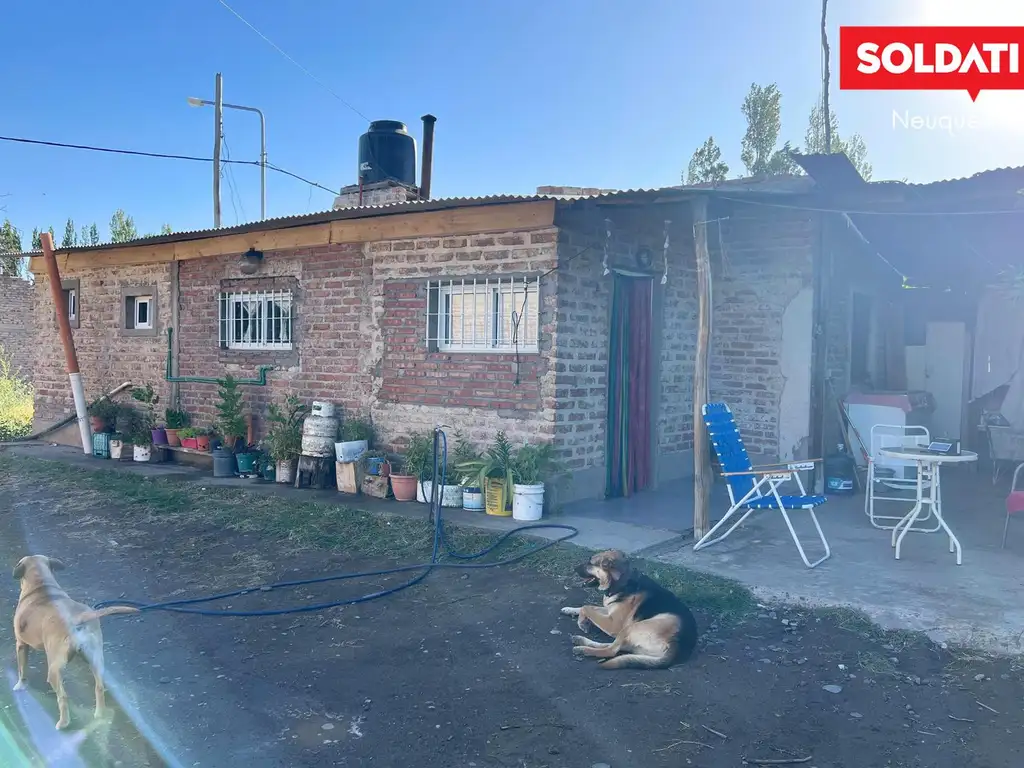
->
[420,114,436,200]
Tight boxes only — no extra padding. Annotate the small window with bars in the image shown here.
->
[427,276,540,353]
[218,289,293,350]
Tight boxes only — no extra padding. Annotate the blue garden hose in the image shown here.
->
[95,427,578,617]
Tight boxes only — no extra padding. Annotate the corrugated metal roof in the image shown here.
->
[50,193,556,254]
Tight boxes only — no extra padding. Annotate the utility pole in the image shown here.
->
[213,72,223,228]
[821,0,832,153]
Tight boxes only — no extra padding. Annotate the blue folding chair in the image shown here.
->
[694,403,831,568]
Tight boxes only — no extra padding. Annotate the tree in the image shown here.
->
[89,223,100,245]
[79,225,90,246]
[804,103,873,180]
[109,209,137,243]
[61,218,76,248]
[160,223,173,235]
[740,83,785,176]
[684,136,729,185]
[30,226,54,250]
[0,219,22,274]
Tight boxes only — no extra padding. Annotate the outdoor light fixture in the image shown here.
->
[239,247,264,275]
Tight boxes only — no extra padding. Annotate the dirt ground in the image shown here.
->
[0,456,1022,767]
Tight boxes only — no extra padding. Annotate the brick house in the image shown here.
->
[26,182,834,505]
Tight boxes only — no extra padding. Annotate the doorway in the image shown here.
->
[925,321,970,440]
[606,274,654,498]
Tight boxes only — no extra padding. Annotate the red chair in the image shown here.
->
[1003,463,1024,547]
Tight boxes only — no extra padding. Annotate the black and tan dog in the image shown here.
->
[12,555,139,729]
[560,549,698,670]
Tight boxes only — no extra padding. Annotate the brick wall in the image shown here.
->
[30,263,173,427]
[708,205,817,461]
[158,228,559,453]
[0,275,34,381]
[370,229,558,449]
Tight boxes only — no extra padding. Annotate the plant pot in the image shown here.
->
[366,457,390,477]
[212,448,236,477]
[109,439,124,460]
[196,435,211,452]
[133,445,152,463]
[335,439,369,463]
[462,486,484,511]
[512,483,545,521]
[151,428,168,445]
[262,463,276,482]
[89,416,108,434]
[276,459,297,484]
[420,481,464,508]
[165,429,181,447]
[485,478,510,517]
[181,437,198,450]
[235,452,258,475]
[390,474,418,502]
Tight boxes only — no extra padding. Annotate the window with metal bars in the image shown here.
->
[218,289,293,350]
[426,276,540,353]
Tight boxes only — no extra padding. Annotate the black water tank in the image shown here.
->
[358,120,416,187]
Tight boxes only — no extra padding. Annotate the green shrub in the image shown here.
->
[0,347,33,441]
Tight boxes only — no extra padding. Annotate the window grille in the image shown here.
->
[218,289,293,350]
[426,276,540,353]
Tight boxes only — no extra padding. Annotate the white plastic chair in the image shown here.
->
[864,424,940,532]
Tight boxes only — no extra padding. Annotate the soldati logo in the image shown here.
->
[839,26,1023,101]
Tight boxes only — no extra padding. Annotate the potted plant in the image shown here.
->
[364,449,391,477]
[131,383,165,446]
[196,428,212,452]
[110,406,138,460]
[164,408,190,447]
[336,418,374,462]
[216,375,247,452]
[452,434,484,511]
[127,406,153,462]
[87,398,119,434]
[265,395,306,484]
[390,433,432,502]
[179,427,199,450]
[510,442,562,521]
[235,442,261,476]
[455,431,516,516]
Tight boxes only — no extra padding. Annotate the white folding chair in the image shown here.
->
[864,424,940,532]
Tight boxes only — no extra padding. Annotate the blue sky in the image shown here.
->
[2,0,1023,242]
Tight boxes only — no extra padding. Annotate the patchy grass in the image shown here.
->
[1,454,756,617]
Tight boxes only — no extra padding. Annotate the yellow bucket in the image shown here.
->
[485,479,510,516]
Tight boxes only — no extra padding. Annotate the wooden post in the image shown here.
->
[692,196,712,539]
[40,232,92,453]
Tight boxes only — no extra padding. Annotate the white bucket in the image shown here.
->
[133,445,152,463]
[462,487,484,511]
[110,440,124,460]
[335,439,368,462]
[276,459,296,484]
[512,483,545,521]
[420,481,464,508]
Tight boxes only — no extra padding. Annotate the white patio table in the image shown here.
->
[879,447,977,566]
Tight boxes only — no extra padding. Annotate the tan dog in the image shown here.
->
[560,550,698,669]
[12,555,139,729]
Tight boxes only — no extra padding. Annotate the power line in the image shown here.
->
[216,0,368,121]
[0,134,341,197]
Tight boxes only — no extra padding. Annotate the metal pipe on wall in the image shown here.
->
[39,233,91,453]
[420,114,436,200]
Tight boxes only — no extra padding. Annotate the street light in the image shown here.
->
[188,94,267,220]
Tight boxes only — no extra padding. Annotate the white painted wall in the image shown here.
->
[778,287,814,461]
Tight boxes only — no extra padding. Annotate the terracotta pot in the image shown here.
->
[390,474,418,502]
[196,435,211,451]
[165,429,181,447]
[181,437,198,450]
